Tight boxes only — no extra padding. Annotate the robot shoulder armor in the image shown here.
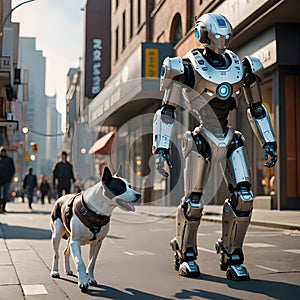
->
[160,56,184,90]
[161,56,184,80]
[243,56,264,79]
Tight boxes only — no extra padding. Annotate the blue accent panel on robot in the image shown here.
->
[194,28,201,41]
[216,82,232,100]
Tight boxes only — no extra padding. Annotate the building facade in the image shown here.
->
[73,0,300,209]
[18,37,61,179]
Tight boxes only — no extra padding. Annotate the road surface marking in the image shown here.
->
[197,246,216,254]
[244,243,275,248]
[124,250,154,256]
[255,265,279,273]
[283,249,300,254]
[22,285,48,295]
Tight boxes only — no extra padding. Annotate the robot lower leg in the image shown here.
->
[216,184,253,280]
[170,193,203,277]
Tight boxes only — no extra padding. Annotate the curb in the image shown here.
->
[137,211,300,232]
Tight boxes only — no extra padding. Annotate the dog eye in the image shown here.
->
[128,185,131,188]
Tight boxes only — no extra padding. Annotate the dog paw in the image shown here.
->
[51,271,60,278]
[79,282,89,292]
[65,270,73,276]
[89,279,98,286]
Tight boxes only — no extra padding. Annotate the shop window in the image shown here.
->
[285,75,300,198]
[256,80,275,196]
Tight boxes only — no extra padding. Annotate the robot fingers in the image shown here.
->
[156,149,172,177]
[263,143,277,168]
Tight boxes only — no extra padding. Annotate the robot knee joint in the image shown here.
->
[230,184,253,213]
[182,194,204,220]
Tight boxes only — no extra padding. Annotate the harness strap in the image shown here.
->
[74,194,110,241]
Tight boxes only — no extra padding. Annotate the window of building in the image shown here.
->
[122,11,126,50]
[170,13,182,44]
[137,0,141,26]
[186,0,194,31]
[130,0,134,38]
[116,0,119,10]
[115,27,119,61]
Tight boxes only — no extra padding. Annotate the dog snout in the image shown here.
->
[134,192,141,202]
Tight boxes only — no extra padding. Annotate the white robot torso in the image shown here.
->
[184,49,243,107]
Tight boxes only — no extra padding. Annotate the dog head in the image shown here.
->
[101,166,141,212]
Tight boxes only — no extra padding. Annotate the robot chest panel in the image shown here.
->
[187,50,243,101]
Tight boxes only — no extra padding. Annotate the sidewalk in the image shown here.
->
[135,204,300,231]
[0,201,300,300]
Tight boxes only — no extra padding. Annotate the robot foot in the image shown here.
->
[178,261,200,277]
[226,265,250,281]
[215,239,250,280]
[170,238,200,277]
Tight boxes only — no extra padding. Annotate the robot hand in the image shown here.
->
[263,142,277,168]
[156,149,172,177]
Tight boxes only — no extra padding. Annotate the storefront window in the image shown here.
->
[255,80,275,196]
[285,75,300,199]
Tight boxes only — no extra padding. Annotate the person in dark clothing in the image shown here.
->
[23,166,37,209]
[0,146,15,212]
[52,151,76,198]
[39,175,51,204]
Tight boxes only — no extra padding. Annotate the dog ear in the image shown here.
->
[102,167,112,184]
[115,164,123,177]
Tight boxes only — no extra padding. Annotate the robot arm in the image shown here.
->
[242,56,277,167]
[153,56,194,176]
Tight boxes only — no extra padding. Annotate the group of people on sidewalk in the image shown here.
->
[0,149,77,212]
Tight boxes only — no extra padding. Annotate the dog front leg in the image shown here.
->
[50,219,63,278]
[70,240,89,291]
[87,240,102,286]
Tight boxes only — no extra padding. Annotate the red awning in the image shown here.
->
[88,131,115,155]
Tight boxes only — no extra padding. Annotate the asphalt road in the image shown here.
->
[1,205,300,299]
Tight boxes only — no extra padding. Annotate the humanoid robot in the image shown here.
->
[153,13,277,281]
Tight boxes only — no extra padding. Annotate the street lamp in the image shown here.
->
[0,0,36,36]
[22,125,30,163]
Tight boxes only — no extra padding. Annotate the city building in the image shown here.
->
[0,0,20,147]
[68,0,300,209]
[18,37,62,179]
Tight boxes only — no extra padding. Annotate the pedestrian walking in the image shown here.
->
[23,166,37,209]
[52,151,76,198]
[0,146,15,213]
[39,175,51,204]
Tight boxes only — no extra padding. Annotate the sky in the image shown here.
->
[11,0,86,119]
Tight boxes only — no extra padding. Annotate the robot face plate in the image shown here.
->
[194,13,232,53]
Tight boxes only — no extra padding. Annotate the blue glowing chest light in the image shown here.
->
[216,82,232,100]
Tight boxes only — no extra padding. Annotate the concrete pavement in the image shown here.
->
[0,200,299,299]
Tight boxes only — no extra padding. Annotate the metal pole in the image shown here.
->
[0,0,36,35]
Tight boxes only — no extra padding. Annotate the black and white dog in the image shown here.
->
[50,166,141,291]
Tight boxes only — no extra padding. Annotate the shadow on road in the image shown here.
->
[3,209,51,215]
[86,285,172,299]
[174,273,300,300]
[0,223,51,240]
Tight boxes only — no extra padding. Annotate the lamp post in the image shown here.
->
[22,125,30,164]
[0,0,36,36]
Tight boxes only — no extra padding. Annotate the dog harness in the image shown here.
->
[74,194,111,241]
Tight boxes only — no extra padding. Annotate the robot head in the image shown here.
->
[194,13,232,54]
